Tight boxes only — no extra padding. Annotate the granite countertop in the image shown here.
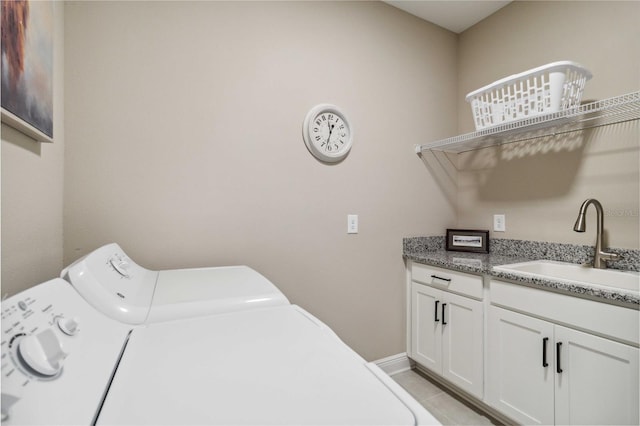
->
[404,236,640,307]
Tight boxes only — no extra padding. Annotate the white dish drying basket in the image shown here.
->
[465,61,592,130]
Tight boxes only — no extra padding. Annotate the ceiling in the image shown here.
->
[384,1,512,33]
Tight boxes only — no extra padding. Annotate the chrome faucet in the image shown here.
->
[573,198,620,269]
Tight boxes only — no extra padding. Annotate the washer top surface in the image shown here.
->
[98,305,420,425]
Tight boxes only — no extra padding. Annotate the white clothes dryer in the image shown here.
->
[61,243,290,324]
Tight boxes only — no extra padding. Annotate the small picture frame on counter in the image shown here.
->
[446,229,490,253]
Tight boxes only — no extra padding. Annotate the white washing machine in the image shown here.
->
[1,244,440,425]
[1,278,131,424]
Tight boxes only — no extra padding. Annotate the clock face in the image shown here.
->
[303,104,353,163]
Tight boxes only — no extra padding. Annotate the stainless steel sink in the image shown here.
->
[493,260,640,293]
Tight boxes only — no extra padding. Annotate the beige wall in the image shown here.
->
[63,1,457,360]
[1,3,65,297]
[5,0,637,361]
[456,1,640,249]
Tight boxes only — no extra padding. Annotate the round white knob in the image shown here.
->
[57,317,80,336]
[18,329,67,376]
[110,258,130,277]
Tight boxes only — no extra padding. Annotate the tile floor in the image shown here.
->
[391,369,502,425]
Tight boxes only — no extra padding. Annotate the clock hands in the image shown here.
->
[326,123,335,151]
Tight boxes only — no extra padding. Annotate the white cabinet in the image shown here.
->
[487,306,555,425]
[409,263,484,399]
[488,281,639,425]
[407,263,639,425]
[554,324,639,425]
[411,283,440,371]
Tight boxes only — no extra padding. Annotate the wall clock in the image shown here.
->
[302,104,353,163]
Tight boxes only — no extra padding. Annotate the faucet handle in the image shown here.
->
[599,251,620,262]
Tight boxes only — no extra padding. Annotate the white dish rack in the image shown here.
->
[466,61,592,130]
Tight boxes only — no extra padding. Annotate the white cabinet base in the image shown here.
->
[554,325,639,425]
[487,306,555,425]
[409,265,484,400]
[407,264,639,426]
[411,283,441,372]
[441,291,483,398]
[487,282,639,426]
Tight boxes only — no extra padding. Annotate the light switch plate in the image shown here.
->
[493,214,506,232]
[347,214,358,234]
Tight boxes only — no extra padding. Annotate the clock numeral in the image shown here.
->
[313,127,319,132]
[315,135,321,141]
[315,119,321,126]
[339,124,345,130]
[327,114,334,121]
[321,115,327,121]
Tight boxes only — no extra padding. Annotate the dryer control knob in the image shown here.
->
[57,317,80,336]
[109,257,131,277]
[18,329,68,376]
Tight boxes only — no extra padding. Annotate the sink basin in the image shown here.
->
[493,260,640,293]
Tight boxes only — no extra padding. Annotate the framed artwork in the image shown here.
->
[1,0,54,143]
[446,229,490,253]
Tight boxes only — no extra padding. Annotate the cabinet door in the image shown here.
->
[441,292,483,399]
[411,283,442,373]
[487,306,555,425]
[555,325,639,425]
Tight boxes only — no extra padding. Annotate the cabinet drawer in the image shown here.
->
[412,263,483,300]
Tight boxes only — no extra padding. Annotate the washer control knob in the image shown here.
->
[109,257,131,277]
[17,301,27,311]
[57,317,80,336]
[18,329,67,376]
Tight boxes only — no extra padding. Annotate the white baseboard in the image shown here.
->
[373,352,414,375]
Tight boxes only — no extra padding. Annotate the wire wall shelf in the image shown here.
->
[416,91,640,154]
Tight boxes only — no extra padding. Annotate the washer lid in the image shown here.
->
[98,305,429,425]
[146,266,290,323]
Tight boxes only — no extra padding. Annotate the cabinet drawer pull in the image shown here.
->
[542,337,549,367]
[556,342,563,373]
[442,303,447,325]
[430,274,452,282]
[434,300,440,322]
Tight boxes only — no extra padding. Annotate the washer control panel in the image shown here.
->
[2,290,73,390]
[1,279,130,425]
